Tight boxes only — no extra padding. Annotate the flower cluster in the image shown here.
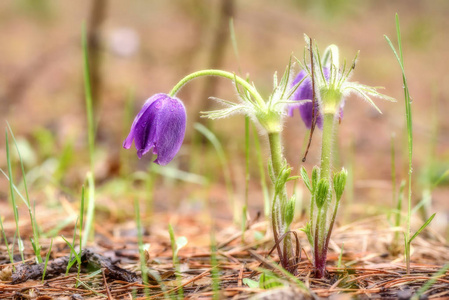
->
[123,39,395,279]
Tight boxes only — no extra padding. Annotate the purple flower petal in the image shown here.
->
[123,94,162,149]
[289,67,332,129]
[123,93,187,165]
[152,99,186,165]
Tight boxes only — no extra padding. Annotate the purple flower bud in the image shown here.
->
[123,93,186,165]
[289,68,337,129]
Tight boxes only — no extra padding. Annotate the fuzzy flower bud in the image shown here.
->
[284,195,296,226]
[333,168,348,202]
[315,178,330,209]
[311,166,320,193]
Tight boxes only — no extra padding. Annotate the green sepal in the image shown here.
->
[300,167,312,193]
[274,165,292,194]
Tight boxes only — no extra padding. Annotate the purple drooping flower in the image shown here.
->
[288,68,332,129]
[123,93,186,165]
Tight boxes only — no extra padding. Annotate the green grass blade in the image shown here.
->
[150,164,206,185]
[391,133,396,218]
[66,217,79,276]
[82,172,95,247]
[386,12,414,274]
[392,180,406,251]
[81,22,96,246]
[253,124,270,218]
[384,36,404,74]
[43,217,75,238]
[6,124,31,208]
[229,18,241,74]
[42,238,53,283]
[82,23,95,172]
[413,263,449,299]
[120,88,135,177]
[432,169,449,189]
[135,198,149,297]
[411,191,431,215]
[409,213,436,243]
[0,215,14,267]
[61,235,81,266]
[337,243,344,269]
[242,116,250,243]
[75,278,108,298]
[7,124,42,263]
[168,224,184,299]
[79,186,85,252]
[0,169,29,209]
[210,231,220,299]
[5,129,24,262]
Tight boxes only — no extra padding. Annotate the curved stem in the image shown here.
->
[169,69,266,109]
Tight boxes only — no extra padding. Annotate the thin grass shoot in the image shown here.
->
[5,129,24,262]
[134,198,149,297]
[41,238,53,283]
[81,22,97,245]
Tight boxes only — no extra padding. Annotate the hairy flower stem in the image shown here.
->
[169,69,266,109]
[169,69,297,273]
[315,111,338,278]
[268,132,295,273]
